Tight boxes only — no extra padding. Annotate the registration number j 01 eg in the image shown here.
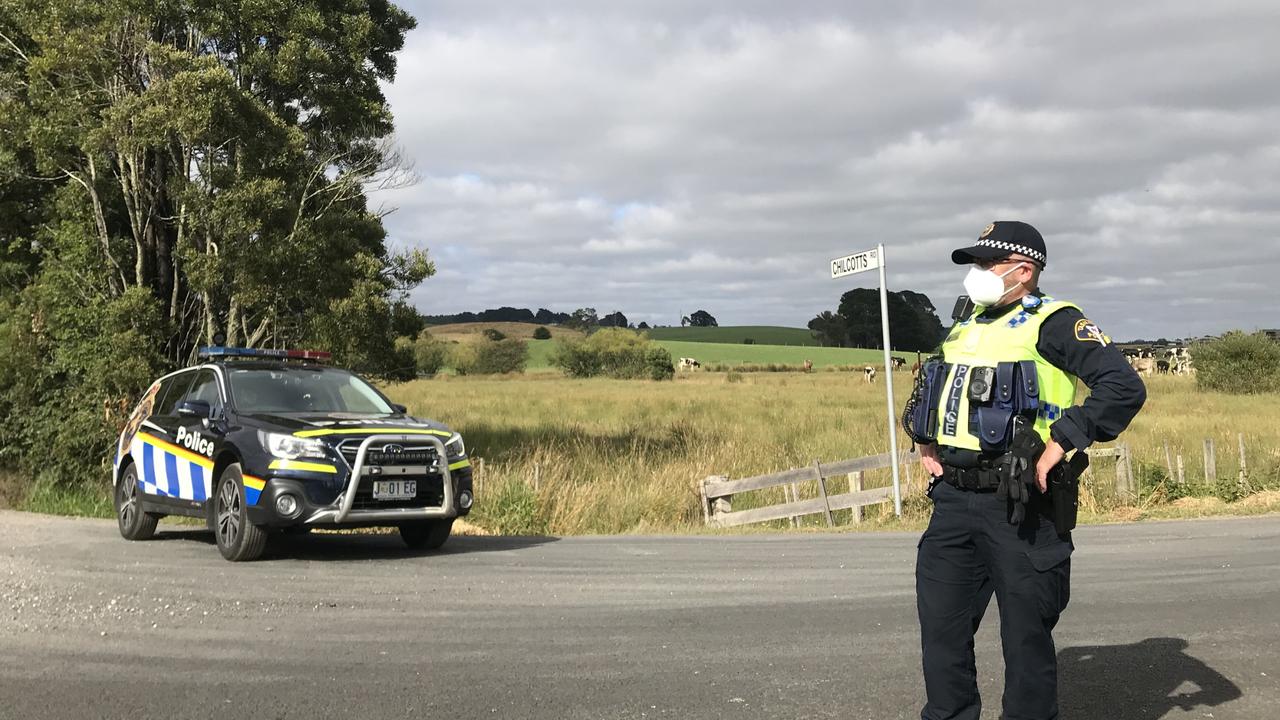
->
[372,479,416,500]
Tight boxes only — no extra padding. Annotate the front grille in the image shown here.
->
[337,439,440,468]
[350,474,445,511]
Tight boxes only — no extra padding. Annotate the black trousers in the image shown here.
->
[916,478,1074,720]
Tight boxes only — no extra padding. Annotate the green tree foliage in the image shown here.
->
[532,326,552,340]
[482,328,506,341]
[451,338,528,376]
[1192,332,1280,394]
[687,310,717,327]
[412,334,450,376]
[0,0,427,485]
[564,307,598,331]
[807,310,848,347]
[550,328,674,380]
[835,289,943,351]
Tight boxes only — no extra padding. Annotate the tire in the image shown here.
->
[399,519,453,551]
[213,463,269,561]
[114,464,159,541]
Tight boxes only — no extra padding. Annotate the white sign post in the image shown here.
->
[830,244,903,517]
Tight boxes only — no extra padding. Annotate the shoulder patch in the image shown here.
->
[1074,319,1111,346]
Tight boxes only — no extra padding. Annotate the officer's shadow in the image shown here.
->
[1058,637,1242,719]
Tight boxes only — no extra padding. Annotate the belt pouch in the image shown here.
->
[977,406,1014,452]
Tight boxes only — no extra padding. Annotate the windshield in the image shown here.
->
[227,367,394,414]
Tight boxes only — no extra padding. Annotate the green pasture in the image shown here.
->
[646,325,819,346]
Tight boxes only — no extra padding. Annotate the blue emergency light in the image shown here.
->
[197,346,332,362]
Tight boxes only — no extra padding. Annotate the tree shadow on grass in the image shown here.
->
[1058,637,1242,719]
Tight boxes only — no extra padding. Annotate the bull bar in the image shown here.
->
[304,433,456,524]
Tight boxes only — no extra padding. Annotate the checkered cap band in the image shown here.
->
[974,238,1046,264]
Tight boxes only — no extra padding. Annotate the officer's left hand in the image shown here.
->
[1035,439,1066,493]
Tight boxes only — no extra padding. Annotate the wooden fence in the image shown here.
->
[700,451,916,529]
[1082,444,1135,499]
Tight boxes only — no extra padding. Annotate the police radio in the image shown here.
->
[951,295,975,322]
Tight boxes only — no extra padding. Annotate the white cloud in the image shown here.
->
[375,0,1280,338]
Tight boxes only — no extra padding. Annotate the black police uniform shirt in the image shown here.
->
[937,291,1147,469]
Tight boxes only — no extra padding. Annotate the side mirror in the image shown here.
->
[178,400,213,419]
[390,403,408,414]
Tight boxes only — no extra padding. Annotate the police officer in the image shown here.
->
[913,221,1146,720]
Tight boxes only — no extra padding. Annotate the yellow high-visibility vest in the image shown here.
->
[934,297,1079,451]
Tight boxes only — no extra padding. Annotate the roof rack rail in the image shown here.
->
[197,347,332,362]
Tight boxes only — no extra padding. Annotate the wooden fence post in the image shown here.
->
[1115,446,1127,498]
[475,458,484,498]
[1238,433,1248,481]
[813,460,834,528]
[1163,441,1175,485]
[699,476,713,526]
[1124,443,1136,498]
[851,472,864,524]
[1176,454,1185,486]
[783,484,799,528]
[1204,438,1216,483]
[789,482,801,527]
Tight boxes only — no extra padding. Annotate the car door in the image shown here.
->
[132,370,195,501]
[170,369,224,503]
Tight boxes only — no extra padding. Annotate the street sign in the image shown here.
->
[829,243,902,517]
[830,247,881,279]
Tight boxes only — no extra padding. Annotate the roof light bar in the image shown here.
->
[197,347,332,362]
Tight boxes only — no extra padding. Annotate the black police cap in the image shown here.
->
[951,221,1047,267]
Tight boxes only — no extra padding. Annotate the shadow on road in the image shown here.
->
[148,527,559,561]
[1059,637,1242,719]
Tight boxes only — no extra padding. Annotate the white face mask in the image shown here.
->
[963,262,1026,306]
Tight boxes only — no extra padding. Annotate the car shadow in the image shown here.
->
[1058,637,1242,719]
[265,531,559,561]
[146,527,559,560]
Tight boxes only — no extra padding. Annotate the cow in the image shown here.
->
[678,357,701,371]
[1156,359,1170,374]
[863,365,877,383]
[891,357,906,371]
[803,360,813,373]
[1130,356,1155,376]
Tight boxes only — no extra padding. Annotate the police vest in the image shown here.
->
[933,297,1079,452]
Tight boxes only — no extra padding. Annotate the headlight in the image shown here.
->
[259,431,328,460]
[445,433,465,457]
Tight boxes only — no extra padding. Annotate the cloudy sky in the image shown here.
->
[373,0,1280,341]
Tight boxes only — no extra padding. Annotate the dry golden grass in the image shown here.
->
[386,373,1280,535]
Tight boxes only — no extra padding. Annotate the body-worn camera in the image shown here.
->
[968,366,995,403]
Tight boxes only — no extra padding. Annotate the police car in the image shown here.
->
[110,347,474,561]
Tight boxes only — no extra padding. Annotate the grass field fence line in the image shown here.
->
[700,451,920,529]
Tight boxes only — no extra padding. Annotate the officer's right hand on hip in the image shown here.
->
[919,442,944,478]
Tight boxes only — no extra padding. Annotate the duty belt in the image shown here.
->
[940,464,1002,491]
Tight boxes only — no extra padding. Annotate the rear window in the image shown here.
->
[154,372,196,417]
[227,367,393,414]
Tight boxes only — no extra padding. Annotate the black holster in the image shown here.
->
[1048,451,1089,535]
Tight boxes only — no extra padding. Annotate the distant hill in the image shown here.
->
[645,326,819,346]
[426,322,584,342]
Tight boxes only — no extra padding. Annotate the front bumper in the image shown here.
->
[246,434,474,528]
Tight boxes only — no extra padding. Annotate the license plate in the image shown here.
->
[372,479,416,500]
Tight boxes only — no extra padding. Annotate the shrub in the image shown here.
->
[482,328,506,341]
[453,337,528,375]
[413,334,450,375]
[550,327,674,380]
[1192,331,1280,394]
[532,326,552,340]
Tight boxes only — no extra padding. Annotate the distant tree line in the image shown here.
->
[423,307,572,325]
[809,289,944,352]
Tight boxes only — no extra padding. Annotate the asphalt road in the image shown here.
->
[2,510,1277,720]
